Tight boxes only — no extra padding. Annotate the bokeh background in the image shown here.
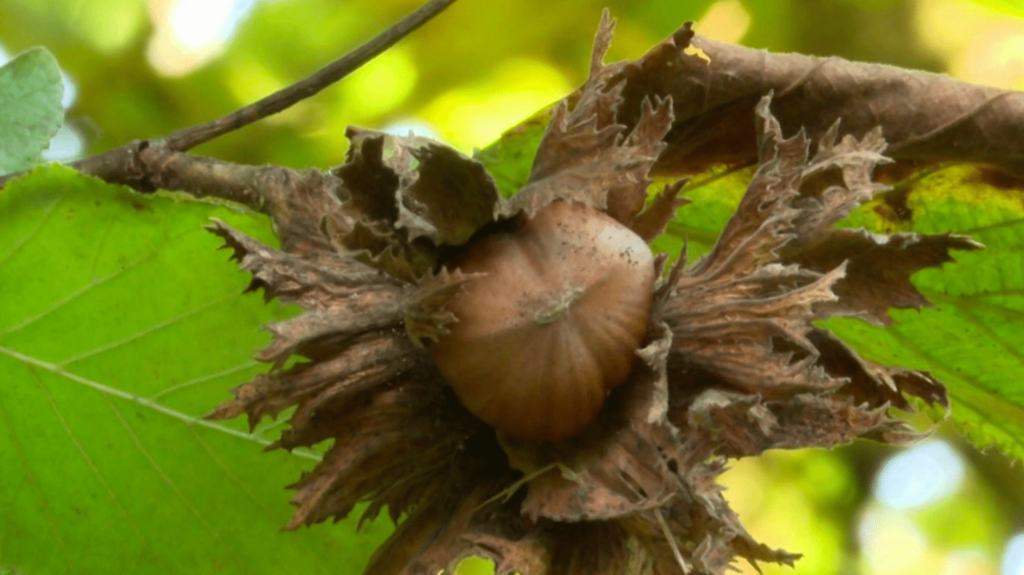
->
[1,0,1023,574]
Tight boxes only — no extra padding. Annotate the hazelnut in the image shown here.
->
[430,200,656,441]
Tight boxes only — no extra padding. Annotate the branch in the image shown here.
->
[0,0,459,193]
[162,0,460,152]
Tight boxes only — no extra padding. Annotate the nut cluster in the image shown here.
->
[206,13,977,575]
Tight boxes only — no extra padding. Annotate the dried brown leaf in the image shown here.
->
[685,389,918,457]
[285,377,477,528]
[501,324,680,523]
[321,212,439,283]
[206,333,414,428]
[363,484,546,575]
[660,99,973,404]
[405,267,483,344]
[810,328,948,409]
[606,22,1024,180]
[630,178,690,242]
[207,219,403,310]
[619,465,799,575]
[784,229,983,324]
[332,133,401,224]
[505,10,674,221]
[546,522,640,574]
[339,127,502,247]
[251,167,347,255]
[257,302,406,367]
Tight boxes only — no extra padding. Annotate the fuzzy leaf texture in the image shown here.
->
[0,166,391,575]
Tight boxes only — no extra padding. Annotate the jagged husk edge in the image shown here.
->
[202,10,983,575]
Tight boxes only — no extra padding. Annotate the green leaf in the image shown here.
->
[0,49,64,176]
[473,107,551,198]
[824,165,1024,460]
[0,165,390,575]
[652,166,754,262]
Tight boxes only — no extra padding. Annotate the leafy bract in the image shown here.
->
[658,160,1024,460]
[0,49,64,176]
[0,165,389,575]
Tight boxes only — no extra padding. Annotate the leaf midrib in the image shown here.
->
[0,344,320,461]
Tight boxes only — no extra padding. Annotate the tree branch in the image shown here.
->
[0,0,459,192]
[162,0,460,152]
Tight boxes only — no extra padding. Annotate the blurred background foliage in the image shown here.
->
[1,0,1023,574]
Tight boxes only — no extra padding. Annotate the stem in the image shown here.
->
[0,0,460,191]
[162,0,461,152]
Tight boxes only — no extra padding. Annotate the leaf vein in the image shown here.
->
[0,344,319,460]
[88,216,117,281]
[0,189,63,270]
[187,429,332,571]
[148,362,259,401]
[104,399,223,541]
[957,216,1024,236]
[0,225,199,338]
[956,307,1024,366]
[921,289,1024,320]
[29,367,148,541]
[0,377,74,573]
[58,292,238,366]
[886,328,1024,454]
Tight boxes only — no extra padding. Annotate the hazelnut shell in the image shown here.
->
[430,201,656,441]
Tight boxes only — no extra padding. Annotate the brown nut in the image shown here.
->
[430,200,656,441]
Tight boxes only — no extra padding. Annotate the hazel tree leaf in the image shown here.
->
[0,48,64,175]
[823,164,1024,460]
[474,108,551,199]
[0,165,390,575]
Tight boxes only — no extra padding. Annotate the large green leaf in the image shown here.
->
[0,165,390,575]
[0,48,64,176]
